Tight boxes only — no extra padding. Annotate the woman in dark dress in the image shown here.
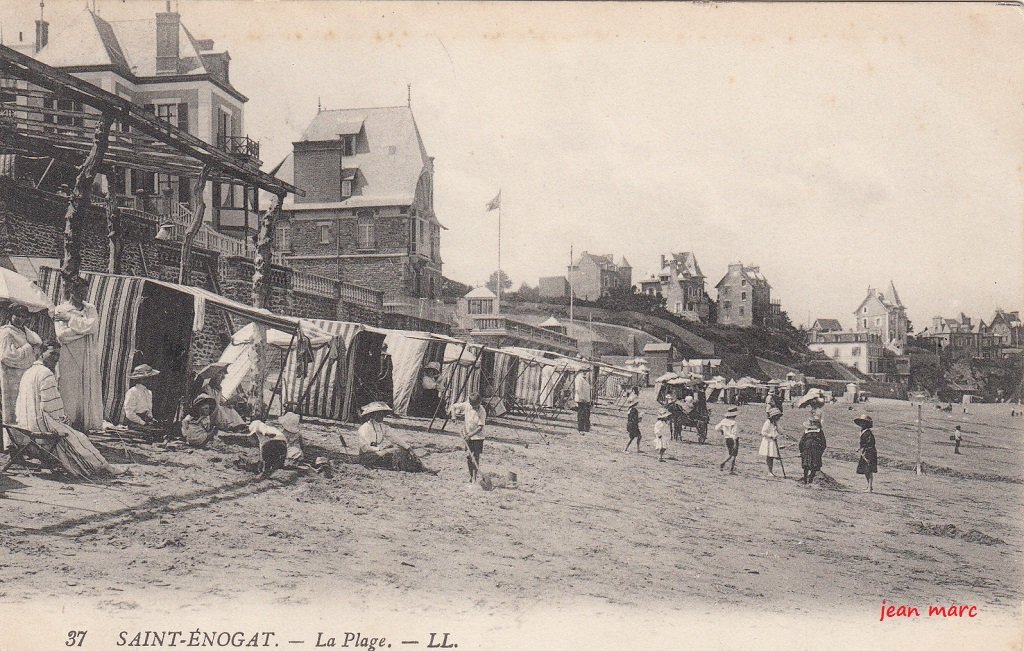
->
[854,414,877,492]
[799,416,827,485]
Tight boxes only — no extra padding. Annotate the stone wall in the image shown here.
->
[0,178,409,360]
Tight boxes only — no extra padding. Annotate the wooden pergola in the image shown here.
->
[0,44,302,307]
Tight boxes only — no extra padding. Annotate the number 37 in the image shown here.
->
[66,631,87,647]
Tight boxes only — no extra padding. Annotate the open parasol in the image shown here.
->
[0,267,54,313]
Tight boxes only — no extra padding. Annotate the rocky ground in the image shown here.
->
[1,394,1021,650]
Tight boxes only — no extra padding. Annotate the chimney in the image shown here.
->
[156,5,180,75]
[660,254,666,269]
[34,19,48,52]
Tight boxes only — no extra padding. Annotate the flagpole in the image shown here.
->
[569,243,574,324]
[497,196,502,313]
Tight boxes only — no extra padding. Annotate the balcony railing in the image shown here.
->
[384,298,455,325]
[470,315,578,351]
[219,135,260,163]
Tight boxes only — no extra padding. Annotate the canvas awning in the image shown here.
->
[145,278,301,334]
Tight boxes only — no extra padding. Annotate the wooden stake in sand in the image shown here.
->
[915,403,922,475]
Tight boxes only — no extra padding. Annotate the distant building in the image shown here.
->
[807,330,884,376]
[853,282,909,354]
[980,309,1023,354]
[567,251,632,302]
[538,275,570,299]
[916,313,999,357]
[642,342,674,379]
[275,105,443,302]
[454,287,577,355]
[810,318,843,334]
[28,5,259,235]
[714,263,772,327]
[641,252,711,322]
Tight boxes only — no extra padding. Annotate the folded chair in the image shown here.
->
[1,423,67,474]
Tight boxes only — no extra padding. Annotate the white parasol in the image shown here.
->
[0,267,54,314]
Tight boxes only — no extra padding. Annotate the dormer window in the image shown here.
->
[339,135,355,156]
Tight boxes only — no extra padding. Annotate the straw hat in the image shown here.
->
[359,401,393,419]
[657,409,672,420]
[191,393,216,410]
[129,364,160,380]
[767,407,783,419]
[854,414,873,428]
[278,411,301,434]
[725,406,738,417]
[424,361,442,373]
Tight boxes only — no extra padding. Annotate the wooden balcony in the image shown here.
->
[219,135,261,165]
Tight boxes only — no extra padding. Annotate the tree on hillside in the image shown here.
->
[440,275,473,300]
[486,270,513,294]
[510,282,540,302]
[595,286,666,314]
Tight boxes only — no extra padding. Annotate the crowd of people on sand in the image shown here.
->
[0,277,994,494]
[619,384,883,492]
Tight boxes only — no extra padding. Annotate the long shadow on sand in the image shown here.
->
[5,472,301,537]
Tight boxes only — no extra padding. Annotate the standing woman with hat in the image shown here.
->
[760,407,784,476]
[855,414,877,492]
[0,304,41,444]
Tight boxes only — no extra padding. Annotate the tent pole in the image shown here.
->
[297,347,332,415]
[264,330,297,419]
[428,341,467,432]
[438,344,483,432]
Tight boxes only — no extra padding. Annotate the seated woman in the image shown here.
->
[198,363,248,432]
[123,364,171,439]
[181,393,218,448]
[356,401,436,474]
[16,340,121,478]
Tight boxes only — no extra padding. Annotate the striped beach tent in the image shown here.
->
[39,268,145,424]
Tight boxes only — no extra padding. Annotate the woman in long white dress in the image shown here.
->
[54,278,104,432]
[759,407,783,476]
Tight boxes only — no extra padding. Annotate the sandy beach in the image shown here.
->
[1,393,1022,649]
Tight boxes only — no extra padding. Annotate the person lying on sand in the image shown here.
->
[357,402,436,474]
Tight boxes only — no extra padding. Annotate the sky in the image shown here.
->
[2,1,1022,330]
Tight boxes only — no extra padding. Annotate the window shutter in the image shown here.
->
[177,102,189,133]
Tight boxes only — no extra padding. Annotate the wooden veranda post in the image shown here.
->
[251,193,282,309]
[178,164,213,285]
[61,113,113,295]
[104,174,123,274]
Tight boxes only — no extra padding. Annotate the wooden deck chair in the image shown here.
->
[1,423,67,474]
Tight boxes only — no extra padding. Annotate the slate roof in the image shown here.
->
[281,106,433,212]
[715,264,770,289]
[812,318,843,332]
[663,252,703,279]
[35,9,238,94]
[465,286,496,299]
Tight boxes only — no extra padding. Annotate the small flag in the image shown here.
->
[485,191,501,212]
